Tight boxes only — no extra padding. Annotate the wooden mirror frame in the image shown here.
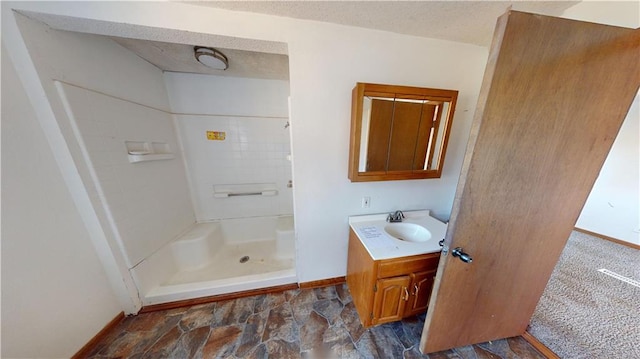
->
[348,82,458,182]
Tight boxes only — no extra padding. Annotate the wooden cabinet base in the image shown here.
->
[346,229,440,327]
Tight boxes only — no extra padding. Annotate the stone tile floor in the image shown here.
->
[86,284,546,358]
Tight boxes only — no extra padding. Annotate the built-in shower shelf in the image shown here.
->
[126,141,175,163]
[128,153,175,163]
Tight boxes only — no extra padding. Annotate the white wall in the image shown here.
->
[284,20,486,282]
[1,44,122,359]
[165,72,290,117]
[562,1,640,28]
[564,1,640,245]
[11,14,195,270]
[166,73,293,220]
[2,1,489,284]
[57,83,195,266]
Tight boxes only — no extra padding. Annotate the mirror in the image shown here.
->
[348,82,458,182]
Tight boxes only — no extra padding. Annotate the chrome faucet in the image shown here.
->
[387,210,405,223]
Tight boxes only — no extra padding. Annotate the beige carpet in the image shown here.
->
[529,231,640,358]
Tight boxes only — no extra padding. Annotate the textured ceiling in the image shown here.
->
[110,37,290,80]
[23,1,579,79]
[185,1,579,46]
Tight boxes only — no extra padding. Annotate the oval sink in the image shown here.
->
[384,223,431,243]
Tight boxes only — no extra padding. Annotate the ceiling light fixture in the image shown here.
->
[194,46,229,70]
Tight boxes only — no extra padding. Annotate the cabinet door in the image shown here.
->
[372,276,410,325]
[405,269,437,317]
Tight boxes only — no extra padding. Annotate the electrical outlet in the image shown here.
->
[362,196,371,208]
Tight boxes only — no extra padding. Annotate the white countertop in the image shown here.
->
[348,210,447,260]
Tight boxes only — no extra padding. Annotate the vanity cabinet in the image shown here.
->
[347,228,440,327]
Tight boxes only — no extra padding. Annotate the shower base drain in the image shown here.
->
[239,255,250,263]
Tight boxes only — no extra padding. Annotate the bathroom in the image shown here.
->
[4,2,638,357]
[6,5,487,314]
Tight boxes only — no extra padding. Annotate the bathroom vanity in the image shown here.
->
[346,210,446,327]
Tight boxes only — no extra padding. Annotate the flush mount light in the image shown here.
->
[194,46,228,70]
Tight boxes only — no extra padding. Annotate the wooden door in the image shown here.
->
[372,276,410,325]
[420,11,640,353]
[405,269,437,317]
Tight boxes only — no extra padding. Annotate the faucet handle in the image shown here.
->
[387,211,404,222]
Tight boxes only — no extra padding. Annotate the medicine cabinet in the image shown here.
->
[348,83,458,182]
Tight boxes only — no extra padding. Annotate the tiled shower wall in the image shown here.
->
[14,16,197,270]
[176,115,293,220]
[58,83,195,267]
[165,73,292,221]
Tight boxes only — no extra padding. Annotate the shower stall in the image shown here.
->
[130,70,296,305]
[22,12,298,307]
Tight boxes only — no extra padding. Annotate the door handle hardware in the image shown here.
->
[412,284,419,296]
[403,287,409,301]
[452,247,473,263]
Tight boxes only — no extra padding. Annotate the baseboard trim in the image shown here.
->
[574,227,640,250]
[522,331,559,359]
[140,277,346,312]
[299,276,346,289]
[139,283,299,313]
[71,311,124,359]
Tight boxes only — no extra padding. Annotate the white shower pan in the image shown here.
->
[132,215,296,305]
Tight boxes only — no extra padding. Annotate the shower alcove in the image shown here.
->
[129,47,296,306]
[34,16,298,307]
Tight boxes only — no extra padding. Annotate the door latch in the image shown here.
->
[451,247,473,263]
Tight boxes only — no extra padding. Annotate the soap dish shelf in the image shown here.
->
[126,141,175,163]
[128,153,175,163]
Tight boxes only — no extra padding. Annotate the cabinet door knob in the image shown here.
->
[412,284,418,296]
[403,287,409,301]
